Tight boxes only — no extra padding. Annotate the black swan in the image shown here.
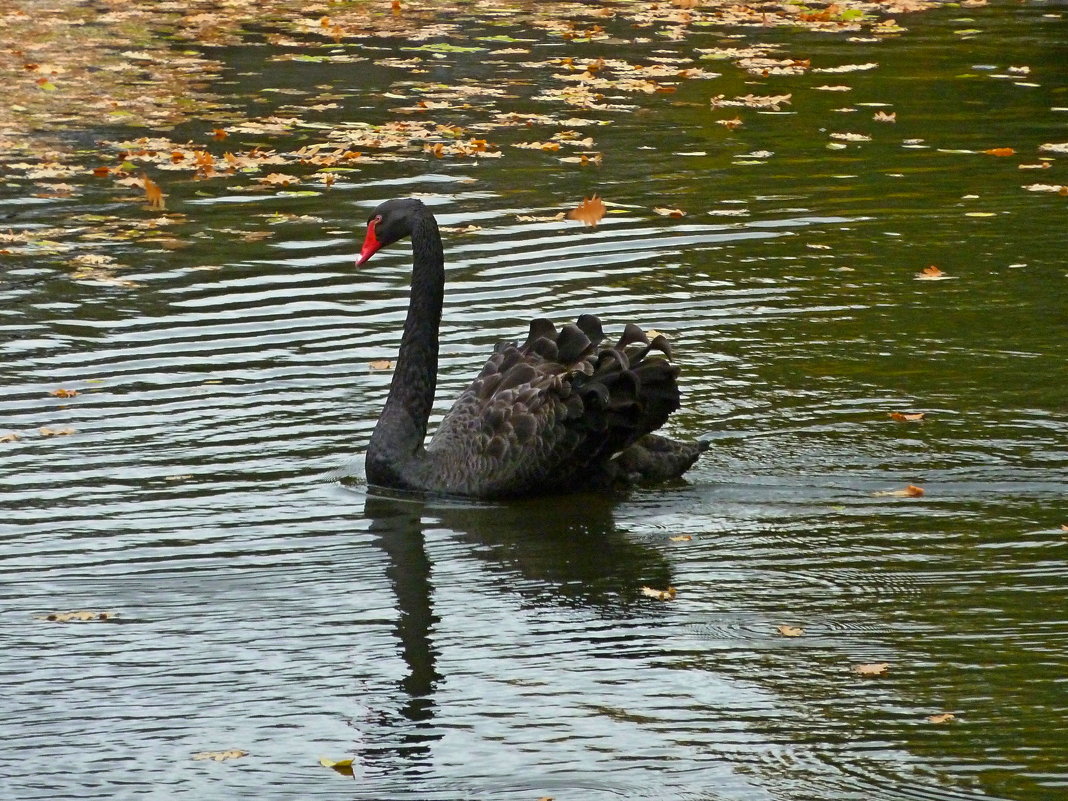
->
[356,198,707,498]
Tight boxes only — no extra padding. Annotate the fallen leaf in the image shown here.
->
[927,713,956,724]
[368,360,395,371]
[653,207,685,217]
[49,388,78,398]
[192,750,249,762]
[566,195,606,226]
[669,534,692,542]
[915,265,956,280]
[873,485,925,497]
[873,111,896,123]
[36,610,115,622]
[1,432,20,443]
[143,175,166,209]
[39,426,76,437]
[888,412,926,422]
[640,585,677,601]
[777,625,805,637]
[319,757,355,776]
[853,662,890,677]
[984,147,1015,156]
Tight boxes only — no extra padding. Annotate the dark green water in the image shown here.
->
[1,2,1065,800]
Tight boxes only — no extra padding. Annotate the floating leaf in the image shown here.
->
[1,432,20,443]
[888,412,926,422]
[49,388,78,398]
[873,485,925,497]
[566,195,606,227]
[927,713,956,724]
[853,662,890,677]
[319,757,355,776]
[915,265,956,280]
[669,534,692,542]
[653,207,685,217]
[640,585,677,601]
[143,175,166,210]
[368,360,395,371]
[984,147,1015,156]
[777,625,805,637]
[873,110,896,123]
[192,750,248,762]
[36,610,115,622]
[39,426,76,437]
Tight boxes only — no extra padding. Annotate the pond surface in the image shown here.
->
[1,2,1066,800]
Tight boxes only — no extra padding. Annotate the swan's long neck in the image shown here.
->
[368,210,444,474]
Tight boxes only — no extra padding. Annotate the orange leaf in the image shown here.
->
[212,128,228,140]
[566,195,606,227]
[92,166,111,177]
[49,388,78,398]
[142,175,166,209]
[873,484,925,497]
[984,147,1015,157]
[368,360,395,371]
[640,585,677,601]
[853,662,889,677]
[927,713,956,724]
[888,411,925,422]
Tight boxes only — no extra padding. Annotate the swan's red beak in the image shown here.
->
[356,217,382,267]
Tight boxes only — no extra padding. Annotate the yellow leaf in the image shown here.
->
[49,388,78,398]
[640,585,677,601]
[776,625,805,637]
[319,757,355,776]
[853,662,890,677]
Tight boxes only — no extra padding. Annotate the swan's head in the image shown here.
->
[356,198,425,267]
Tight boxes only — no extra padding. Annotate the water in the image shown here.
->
[1,2,1066,799]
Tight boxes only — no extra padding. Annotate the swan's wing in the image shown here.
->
[427,315,681,495]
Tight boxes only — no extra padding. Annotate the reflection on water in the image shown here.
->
[1,2,1066,800]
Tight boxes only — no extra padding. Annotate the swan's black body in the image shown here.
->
[357,198,706,498]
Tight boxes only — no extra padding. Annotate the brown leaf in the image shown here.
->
[888,412,925,422]
[49,388,79,398]
[1,432,20,443]
[777,625,805,637]
[669,534,692,542]
[640,585,677,601]
[927,713,956,724]
[192,749,248,762]
[368,360,395,371]
[984,147,1015,157]
[566,195,606,227]
[853,662,890,677]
